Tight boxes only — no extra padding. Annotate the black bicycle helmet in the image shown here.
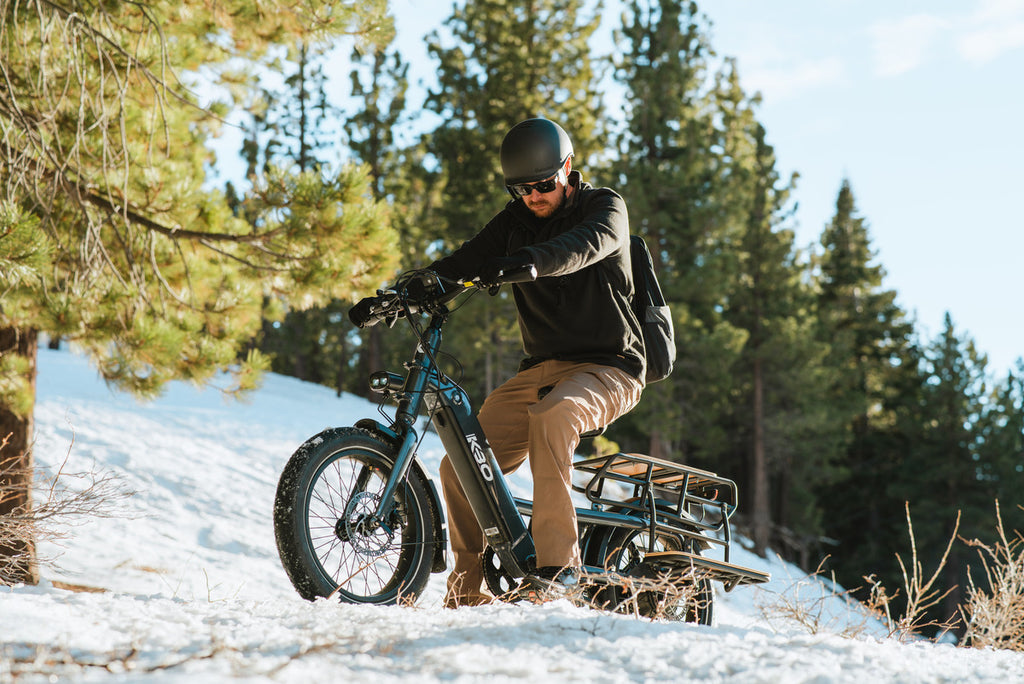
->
[500,118,574,186]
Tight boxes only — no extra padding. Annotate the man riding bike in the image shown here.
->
[351,118,646,607]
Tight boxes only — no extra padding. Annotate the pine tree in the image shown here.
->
[728,116,795,555]
[607,5,846,559]
[976,361,1024,534]
[423,0,605,398]
[718,103,841,557]
[343,45,421,396]
[241,38,348,385]
[814,179,918,582]
[855,314,991,628]
[246,37,403,391]
[816,179,913,420]
[894,314,989,621]
[0,0,395,584]
[853,325,1020,634]
[609,0,748,460]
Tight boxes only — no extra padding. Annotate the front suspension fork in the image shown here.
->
[371,426,419,523]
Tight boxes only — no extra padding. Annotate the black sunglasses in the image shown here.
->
[507,176,559,197]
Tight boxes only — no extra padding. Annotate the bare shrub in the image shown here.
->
[755,555,875,637]
[579,565,708,622]
[860,504,961,641]
[960,502,1024,651]
[1,431,130,585]
[621,569,706,622]
[756,504,962,641]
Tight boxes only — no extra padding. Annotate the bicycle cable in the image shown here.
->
[401,270,477,395]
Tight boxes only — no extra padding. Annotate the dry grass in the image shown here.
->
[1,630,359,680]
[757,503,962,641]
[604,567,707,621]
[960,502,1024,651]
[755,555,875,638]
[860,503,961,641]
[756,500,1024,652]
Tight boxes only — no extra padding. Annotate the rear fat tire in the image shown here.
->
[273,427,434,605]
[588,526,715,625]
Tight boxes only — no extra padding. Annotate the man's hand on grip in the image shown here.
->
[348,296,379,328]
[478,253,533,287]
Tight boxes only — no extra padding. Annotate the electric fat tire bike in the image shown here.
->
[273,266,769,622]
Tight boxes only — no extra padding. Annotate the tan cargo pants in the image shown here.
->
[440,359,643,606]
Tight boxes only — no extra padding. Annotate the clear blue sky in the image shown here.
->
[388,1,1024,379]
[703,1,1024,381]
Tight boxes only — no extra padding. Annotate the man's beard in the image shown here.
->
[525,187,566,218]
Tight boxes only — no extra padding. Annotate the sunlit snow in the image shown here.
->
[3,347,1022,681]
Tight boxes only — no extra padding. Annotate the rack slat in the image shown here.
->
[643,551,771,590]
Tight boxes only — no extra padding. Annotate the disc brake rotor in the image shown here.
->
[341,491,394,556]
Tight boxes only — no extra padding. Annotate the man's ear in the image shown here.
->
[559,158,572,185]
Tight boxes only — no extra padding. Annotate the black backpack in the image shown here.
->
[630,235,675,383]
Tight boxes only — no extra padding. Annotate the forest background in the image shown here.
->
[1,0,1021,637]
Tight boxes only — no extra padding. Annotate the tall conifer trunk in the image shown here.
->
[752,356,769,555]
[0,326,39,585]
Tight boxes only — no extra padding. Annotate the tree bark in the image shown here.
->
[752,356,770,556]
[649,428,671,462]
[0,326,40,585]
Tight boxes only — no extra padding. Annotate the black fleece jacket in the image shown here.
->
[431,171,646,382]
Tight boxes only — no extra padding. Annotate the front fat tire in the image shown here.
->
[273,427,434,605]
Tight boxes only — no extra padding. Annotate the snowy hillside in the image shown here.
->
[3,347,1023,681]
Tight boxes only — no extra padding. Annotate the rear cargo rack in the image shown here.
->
[573,452,739,563]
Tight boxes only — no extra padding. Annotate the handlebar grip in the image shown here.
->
[360,293,402,327]
[497,263,537,284]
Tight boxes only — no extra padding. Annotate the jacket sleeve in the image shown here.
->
[519,189,628,277]
[428,211,512,282]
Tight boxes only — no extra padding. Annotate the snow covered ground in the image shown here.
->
[3,347,1023,682]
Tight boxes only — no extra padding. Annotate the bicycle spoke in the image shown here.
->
[303,452,411,594]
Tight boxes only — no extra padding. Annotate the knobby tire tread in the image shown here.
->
[273,427,434,605]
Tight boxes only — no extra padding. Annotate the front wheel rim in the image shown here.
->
[304,451,415,599]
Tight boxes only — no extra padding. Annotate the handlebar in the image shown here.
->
[486,262,538,285]
[360,264,537,328]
